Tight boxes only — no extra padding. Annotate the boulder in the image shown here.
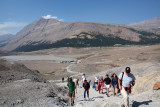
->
[153,82,160,90]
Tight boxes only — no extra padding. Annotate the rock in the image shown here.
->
[153,82,160,90]
[0,101,6,104]
[16,99,24,104]
[35,85,40,89]
[46,90,57,98]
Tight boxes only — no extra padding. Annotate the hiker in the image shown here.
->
[83,80,90,100]
[62,77,64,83]
[67,77,77,106]
[82,73,86,83]
[73,78,79,88]
[103,74,111,97]
[94,75,99,91]
[76,79,79,87]
[67,76,70,82]
[98,76,104,94]
[118,67,136,107]
[111,73,118,96]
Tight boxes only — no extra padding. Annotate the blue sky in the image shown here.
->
[0,0,160,35]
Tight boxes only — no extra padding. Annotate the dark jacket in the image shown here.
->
[83,82,90,90]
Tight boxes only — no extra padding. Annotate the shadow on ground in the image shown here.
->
[132,100,152,107]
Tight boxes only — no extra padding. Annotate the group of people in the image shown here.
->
[94,73,119,97]
[66,67,135,107]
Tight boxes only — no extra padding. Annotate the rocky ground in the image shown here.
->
[0,60,69,107]
[57,61,160,107]
[0,60,46,83]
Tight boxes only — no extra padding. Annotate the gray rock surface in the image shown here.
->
[0,60,46,83]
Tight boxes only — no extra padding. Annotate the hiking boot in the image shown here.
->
[73,100,74,104]
[106,94,110,97]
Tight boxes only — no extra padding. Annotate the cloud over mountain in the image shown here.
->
[42,14,63,21]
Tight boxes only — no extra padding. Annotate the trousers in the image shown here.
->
[121,86,129,107]
[84,90,89,98]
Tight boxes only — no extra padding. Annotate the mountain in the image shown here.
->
[0,34,13,43]
[126,17,160,34]
[0,34,13,49]
[1,17,160,52]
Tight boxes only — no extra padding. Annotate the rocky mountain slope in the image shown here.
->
[0,34,13,49]
[126,17,160,34]
[0,60,46,83]
[1,17,160,52]
[0,60,68,107]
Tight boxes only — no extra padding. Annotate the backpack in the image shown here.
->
[92,84,95,89]
[120,72,124,86]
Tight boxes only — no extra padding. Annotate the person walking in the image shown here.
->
[94,75,99,91]
[67,77,77,106]
[76,79,79,87]
[83,80,90,100]
[111,73,118,96]
[62,77,64,83]
[118,67,136,107]
[82,73,86,83]
[80,73,86,88]
[103,74,111,97]
[98,76,104,94]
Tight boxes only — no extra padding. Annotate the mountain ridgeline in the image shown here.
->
[14,31,160,52]
[1,17,160,52]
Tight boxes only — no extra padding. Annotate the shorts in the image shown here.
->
[105,84,110,88]
[112,84,117,88]
[69,91,75,98]
[95,82,98,85]
[98,85,102,91]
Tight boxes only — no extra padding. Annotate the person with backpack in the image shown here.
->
[67,77,77,106]
[111,73,118,96]
[103,74,111,97]
[118,67,136,107]
[83,80,90,100]
[98,76,104,94]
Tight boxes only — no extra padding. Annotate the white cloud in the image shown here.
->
[42,14,64,21]
[58,19,64,21]
[0,22,28,29]
[43,15,58,19]
[0,21,28,35]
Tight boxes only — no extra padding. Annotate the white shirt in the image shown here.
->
[82,75,86,82]
[95,77,99,82]
[118,72,136,87]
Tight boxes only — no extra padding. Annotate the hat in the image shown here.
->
[125,67,131,73]
[69,77,72,82]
